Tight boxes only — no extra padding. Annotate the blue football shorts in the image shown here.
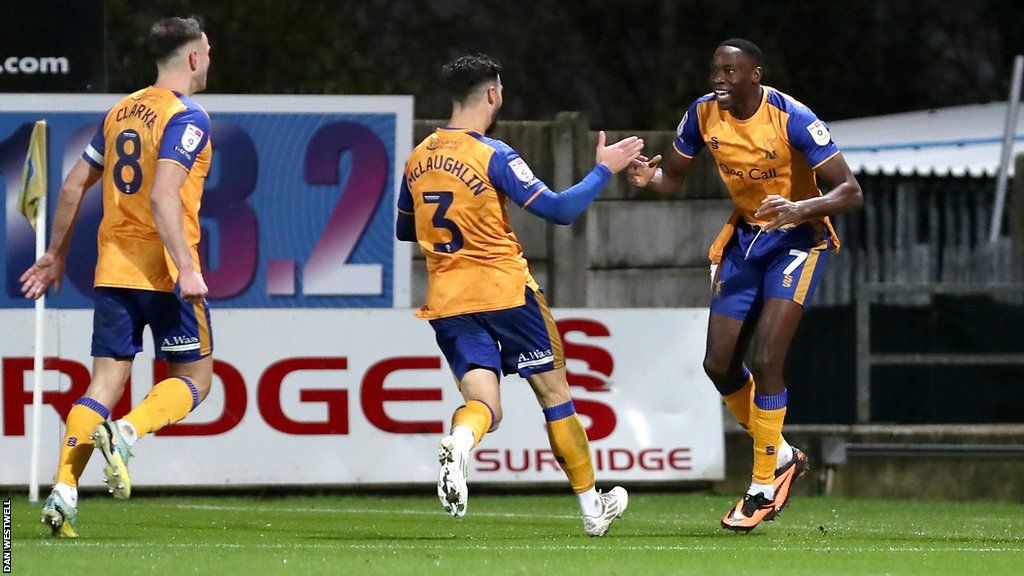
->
[429,286,565,381]
[91,286,213,363]
[710,221,831,321]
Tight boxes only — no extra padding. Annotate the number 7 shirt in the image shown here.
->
[674,86,842,262]
[81,86,212,292]
[398,127,549,320]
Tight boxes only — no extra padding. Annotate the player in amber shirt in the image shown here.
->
[22,16,214,537]
[629,39,862,532]
[398,54,643,536]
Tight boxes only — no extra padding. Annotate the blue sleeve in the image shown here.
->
[486,143,546,205]
[81,124,105,170]
[396,176,416,241]
[159,108,211,171]
[521,165,611,225]
[487,142,611,225]
[785,105,841,169]
[672,100,704,157]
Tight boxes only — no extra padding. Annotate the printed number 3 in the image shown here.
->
[423,191,464,253]
[784,249,808,275]
[113,129,143,194]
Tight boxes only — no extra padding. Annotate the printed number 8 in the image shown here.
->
[113,129,143,194]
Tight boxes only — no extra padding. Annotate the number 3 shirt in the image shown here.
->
[399,127,548,319]
[82,87,212,292]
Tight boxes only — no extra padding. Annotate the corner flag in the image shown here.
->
[21,120,48,504]
[19,120,47,230]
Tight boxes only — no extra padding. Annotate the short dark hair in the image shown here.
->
[719,38,763,66]
[442,54,502,104]
[148,16,204,65]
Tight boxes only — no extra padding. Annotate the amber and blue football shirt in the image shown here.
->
[399,127,612,319]
[673,86,841,259]
[82,86,212,292]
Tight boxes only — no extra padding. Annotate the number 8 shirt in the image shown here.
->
[82,86,212,292]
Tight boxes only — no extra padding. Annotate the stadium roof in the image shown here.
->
[829,102,1024,178]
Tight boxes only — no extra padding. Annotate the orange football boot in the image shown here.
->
[772,447,811,514]
[721,492,776,532]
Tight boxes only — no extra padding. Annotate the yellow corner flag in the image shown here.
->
[19,120,47,231]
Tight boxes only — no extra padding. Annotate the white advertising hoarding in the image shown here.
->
[0,308,723,487]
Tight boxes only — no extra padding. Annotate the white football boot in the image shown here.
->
[583,486,629,536]
[437,435,469,518]
[40,489,78,538]
[92,421,134,499]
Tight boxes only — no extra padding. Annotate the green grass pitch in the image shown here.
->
[6,492,1023,575]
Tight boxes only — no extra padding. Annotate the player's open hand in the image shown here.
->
[178,270,209,304]
[19,252,65,300]
[756,194,807,231]
[627,155,662,188]
[595,131,644,174]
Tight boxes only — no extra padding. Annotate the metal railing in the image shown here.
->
[855,282,1024,423]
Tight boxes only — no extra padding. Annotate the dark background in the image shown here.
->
[104,0,1024,128]
[0,1,106,92]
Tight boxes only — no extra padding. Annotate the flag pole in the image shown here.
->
[26,119,49,505]
[28,192,47,505]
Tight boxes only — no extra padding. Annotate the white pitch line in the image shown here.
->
[23,541,1024,554]
[159,503,581,520]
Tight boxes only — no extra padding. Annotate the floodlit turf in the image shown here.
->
[6,492,1023,575]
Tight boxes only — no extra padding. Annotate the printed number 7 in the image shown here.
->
[422,191,464,253]
[784,249,808,275]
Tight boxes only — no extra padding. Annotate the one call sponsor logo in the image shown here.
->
[0,56,70,75]
[718,162,779,181]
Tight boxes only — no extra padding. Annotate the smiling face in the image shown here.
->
[709,46,762,111]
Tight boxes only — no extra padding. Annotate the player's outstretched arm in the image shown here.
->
[513,132,644,225]
[627,147,694,196]
[19,158,101,299]
[151,161,208,303]
[755,153,863,231]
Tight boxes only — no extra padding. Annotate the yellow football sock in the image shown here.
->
[751,390,788,485]
[544,401,595,494]
[55,398,109,487]
[722,374,755,433]
[724,374,790,450]
[451,400,493,448]
[123,377,198,438]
